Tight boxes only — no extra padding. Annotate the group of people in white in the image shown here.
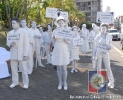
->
[6,16,114,90]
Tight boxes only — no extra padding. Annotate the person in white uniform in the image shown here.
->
[51,16,70,90]
[43,24,52,64]
[6,18,29,89]
[70,26,83,73]
[93,23,114,89]
[30,21,45,67]
[39,26,45,59]
[21,19,34,74]
[80,24,90,56]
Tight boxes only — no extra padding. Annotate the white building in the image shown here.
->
[74,0,103,22]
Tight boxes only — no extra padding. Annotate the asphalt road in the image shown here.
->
[0,41,123,100]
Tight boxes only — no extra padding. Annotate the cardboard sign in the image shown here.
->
[54,30,73,39]
[46,7,68,19]
[73,38,83,46]
[96,12,114,24]
[7,34,20,43]
[97,43,111,52]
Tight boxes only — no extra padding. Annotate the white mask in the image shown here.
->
[31,22,36,29]
[21,20,27,28]
[47,25,52,31]
[57,20,65,28]
[12,20,20,30]
[101,26,107,34]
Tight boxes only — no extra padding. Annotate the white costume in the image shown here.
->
[52,16,70,90]
[7,27,29,89]
[21,20,35,74]
[80,24,90,55]
[93,25,114,89]
[43,25,52,64]
[70,26,82,73]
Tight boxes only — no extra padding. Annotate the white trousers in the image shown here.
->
[44,43,51,63]
[27,44,34,74]
[11,60,29,85]
[36,44,42,66]
[97,52,114,84]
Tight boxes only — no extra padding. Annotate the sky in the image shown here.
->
[103,0,123,18]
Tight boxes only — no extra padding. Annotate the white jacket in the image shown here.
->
[6,28,29,60]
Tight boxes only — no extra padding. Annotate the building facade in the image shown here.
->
[74,0,103,22]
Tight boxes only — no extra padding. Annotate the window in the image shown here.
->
[88,2,91,5]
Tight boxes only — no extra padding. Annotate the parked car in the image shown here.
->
[108,29,121,41]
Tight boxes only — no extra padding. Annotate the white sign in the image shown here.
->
[73,38,83,46]
[97,43,111,52]
[88,36,94,42]
[7,34,20,43]
[96,12,114,24]
[54,30,73,39]
[46,7,68,19]
[34,35,41,39]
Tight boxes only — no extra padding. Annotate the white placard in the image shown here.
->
[46,7,68,19]
[34,35,41,39]
[73,38,83,46]
[7,34,20,43]
[54,30,73,39]
[88,36,94,42]
[97,43,111,52]
[96,12,114,24]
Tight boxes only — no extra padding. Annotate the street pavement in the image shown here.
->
[0,42,123,100]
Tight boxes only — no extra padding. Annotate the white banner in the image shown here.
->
[73,38,83,46]
[7,34,20,43]
[46,7,68,19]
[96,12,114,24]
[54,30,73,39]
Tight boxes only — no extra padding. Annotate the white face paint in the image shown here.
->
[57,20,65,27]
[101,26,107,34]
[47,25,52,31]
[31,21,36,29]
[73,28,78,35]
[12,20,20,30]
[21,20,27,28]
[39,27,43,33]
[82,24,86,29]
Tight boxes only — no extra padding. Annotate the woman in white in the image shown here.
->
[39,26,45,59]
[93,23,114,89]
[43,24,52,64]
[80,24,90,56]
[70,26,82,73]
[51,16,70,90]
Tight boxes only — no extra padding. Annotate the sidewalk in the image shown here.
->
[0,49,123,100]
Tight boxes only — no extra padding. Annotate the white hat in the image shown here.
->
[71,25,79,31]
[54,16,68,26]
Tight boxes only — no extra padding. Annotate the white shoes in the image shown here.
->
[58,83,68,90]
[58,83,62,90]
[10,83,19,88]
[64,84,68,90]
[71,69,78,73]
[23,85,29,89]
[39,64,45,67]
[108,82,114,89]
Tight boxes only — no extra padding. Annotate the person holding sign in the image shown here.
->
[30,21,45,68]
[51,16,70,90]
[6,18,29,89]
[43,24,52,64]
[93,23,114,89]
[70,26,83,73]
[80,24,90,56]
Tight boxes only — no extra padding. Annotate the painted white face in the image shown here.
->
[47,25,52,30]
[82,24,86,29]
[12,20,20,29]
[39,27,43,33]
[57,20,65,27]
[21,20,27,28]
[73,28,78,32]
[101,26,107,34]
[31,22,36,28]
